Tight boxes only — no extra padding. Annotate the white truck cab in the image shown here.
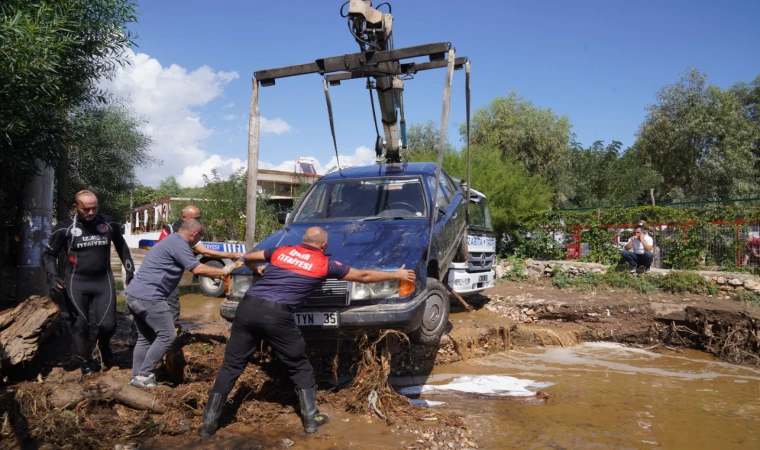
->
[447,188,496,296]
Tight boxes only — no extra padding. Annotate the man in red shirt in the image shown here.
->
[126,205,243,347]
[198,226,416,437]
[743,235,760,266]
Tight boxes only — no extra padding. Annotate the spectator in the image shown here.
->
[742,234,760,266]
[621,225,654,273]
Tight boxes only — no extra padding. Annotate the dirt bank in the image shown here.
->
[2,279,759,449]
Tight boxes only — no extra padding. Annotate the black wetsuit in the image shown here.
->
[42,214,134,365]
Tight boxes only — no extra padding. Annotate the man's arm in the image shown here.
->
[110,220,136,281]
[342,265,416,283]
[194,242,245,260]
[624,238,633,251]
[190,263,228,278]
[641,236,653,252]
[41,224,67,291]
[243,250,269,272]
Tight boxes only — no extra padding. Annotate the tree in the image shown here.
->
[406,120,456,154]
[65,101,155,221]
[464,92,574,206]
[407,145,552,238]
[565,140,662,208]
[634,68,760,200]
[0,0,139,232]
[155,176,183,200]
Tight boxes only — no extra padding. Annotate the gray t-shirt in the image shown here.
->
[125,232,200,301]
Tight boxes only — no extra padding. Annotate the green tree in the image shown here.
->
[407,145,552,238]
[155,176,183,199]
[464,92,574,206]
[0,0,139,229]
[406,120,456,154]
[65,100,155,221]
[565,140,662,208]
[634,68,760,200]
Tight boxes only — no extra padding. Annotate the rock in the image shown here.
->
[277,438,295,448]
[717,277,727,285]
[494,265,506,279]
[703,276,712,283]
[591,268,603,274]
[728,278,744,286]
[744,280,760,291]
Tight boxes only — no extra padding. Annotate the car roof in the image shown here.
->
[318,162,440,181]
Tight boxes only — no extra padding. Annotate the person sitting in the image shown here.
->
[742,234,760,267]
[621,225,654,273]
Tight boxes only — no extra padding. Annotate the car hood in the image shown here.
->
[235,220,430,274]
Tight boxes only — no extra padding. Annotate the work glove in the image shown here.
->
[49,276,65,294]
[223,262,241,276]
[125,270,134,286]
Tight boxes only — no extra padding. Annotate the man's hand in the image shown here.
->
[231,252,245,260]
[395,264,416,282]
[253,264,266,277]
[49,276,65,294]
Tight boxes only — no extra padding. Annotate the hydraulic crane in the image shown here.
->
[253,0,469,164]
[245,0,472,250]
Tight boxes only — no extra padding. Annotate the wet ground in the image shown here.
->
[3,281,760,449]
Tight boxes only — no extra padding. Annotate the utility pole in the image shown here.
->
[245,77,260,250]
[17,159,55,301]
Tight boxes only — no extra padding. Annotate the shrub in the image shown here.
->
[658,271,716,294]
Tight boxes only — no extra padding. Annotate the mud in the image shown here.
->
[2,279,759,449]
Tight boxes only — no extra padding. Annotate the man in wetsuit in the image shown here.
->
[43,190,136,376]
[125,204,243,347]
[197,226,416,437]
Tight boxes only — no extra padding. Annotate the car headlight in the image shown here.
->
[350,280,399,301]
[349,278,416,301]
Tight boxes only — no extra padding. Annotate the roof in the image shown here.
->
[319,162,439,181]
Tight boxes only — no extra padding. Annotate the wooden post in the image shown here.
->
[245,77,260,250]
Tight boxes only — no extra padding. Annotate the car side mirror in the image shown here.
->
[277,211,291,224]
[437,207,446,221]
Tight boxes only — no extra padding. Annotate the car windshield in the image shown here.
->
[469,197,493,231]
[292,177,427,222]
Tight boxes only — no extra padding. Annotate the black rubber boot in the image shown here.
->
[198,391,227,438]
[80,360,95,377]
[296,387,329,434]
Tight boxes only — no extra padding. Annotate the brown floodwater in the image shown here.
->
[172,295,760,449]
[414,343,760,449]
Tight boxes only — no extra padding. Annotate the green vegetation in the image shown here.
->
[543,265,720,295]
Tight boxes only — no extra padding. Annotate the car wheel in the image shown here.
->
[199,260,226,297]
[453,236,468,263]
[409,278,450,346]
[220,298,238,322]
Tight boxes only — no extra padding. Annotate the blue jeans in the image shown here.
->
[126,295,177,378]
[621,250,653,269]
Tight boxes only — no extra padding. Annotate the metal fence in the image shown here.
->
[563,220,760,269]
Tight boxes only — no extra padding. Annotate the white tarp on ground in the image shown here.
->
[398,375,553,398]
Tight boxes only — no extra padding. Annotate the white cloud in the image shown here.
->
[99,49,293,188]
[261,117,292,135]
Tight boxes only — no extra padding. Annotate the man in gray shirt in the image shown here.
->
[125,219,238,388]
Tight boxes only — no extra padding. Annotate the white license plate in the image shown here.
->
[295,312,339,327]
[478,274,488,282]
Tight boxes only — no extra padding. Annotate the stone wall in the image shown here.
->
[494,258,760,293]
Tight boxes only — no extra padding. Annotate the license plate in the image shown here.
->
[295,312,339,327]
[478,274,488,282]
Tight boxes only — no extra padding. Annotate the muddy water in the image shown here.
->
[409,343,760,449]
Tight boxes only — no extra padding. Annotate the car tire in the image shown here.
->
[199,260,226,297]
[220,298,238,322]
[453,236,468,263]
[409,278,450,346]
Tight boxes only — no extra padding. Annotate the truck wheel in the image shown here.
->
[453,236,468,263]
[199,260,226,297]
[219,298,238,322]
[409,278,450,346]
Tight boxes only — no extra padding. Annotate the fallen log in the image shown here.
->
[49,374,167,413]
[0,295,60,372]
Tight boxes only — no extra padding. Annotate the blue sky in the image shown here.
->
[110,0,760,187]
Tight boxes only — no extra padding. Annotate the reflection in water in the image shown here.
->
[419,343,760,449]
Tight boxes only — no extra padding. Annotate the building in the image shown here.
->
[125,165,320,238]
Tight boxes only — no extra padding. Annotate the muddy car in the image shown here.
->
[220,162,468,346]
